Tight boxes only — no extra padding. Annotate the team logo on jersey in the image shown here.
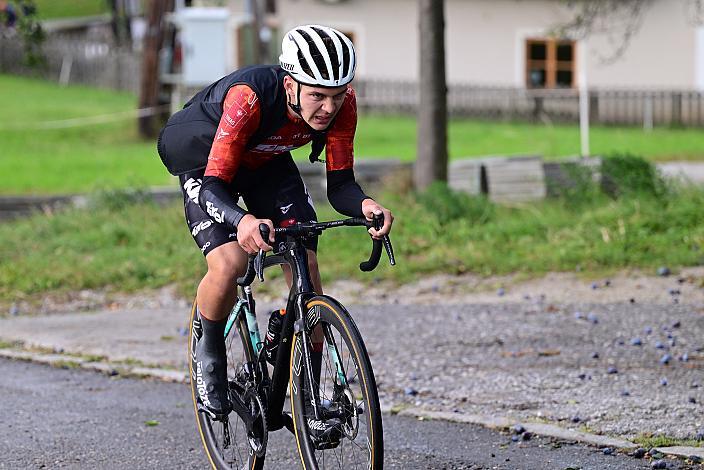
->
[280,203,294,214]
[216,128,230,141]
[252,143,299,153]
[223,100,248,129]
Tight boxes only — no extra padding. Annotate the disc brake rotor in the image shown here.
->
[340,387,359,439]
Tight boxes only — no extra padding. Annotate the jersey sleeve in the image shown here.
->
[324,88,368,216]
[325,87,357,172]
[204,84,262,183]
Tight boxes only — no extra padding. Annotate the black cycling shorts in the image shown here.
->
[179,154,318,257]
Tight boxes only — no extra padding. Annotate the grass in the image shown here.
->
[0,75,173,195]
[349,115,704,162]
[33,0,109,20]
[633,433,702,448]
[3,74,704,195]
[1,174,702,303]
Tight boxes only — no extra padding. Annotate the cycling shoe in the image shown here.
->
[192,313,231,419]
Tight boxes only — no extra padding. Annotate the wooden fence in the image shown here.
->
[356,79,704,127]
[2,36,704,127]
[0,37,140,93]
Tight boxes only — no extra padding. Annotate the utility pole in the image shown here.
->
[415,0,448,191]
[248,0,268,64]
[138,0,173,138]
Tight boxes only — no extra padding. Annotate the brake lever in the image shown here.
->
[382,235,396,266]
[371,214,396,267]
[255,249,265,282]
[359,213,396,271]
[256,223,270,282]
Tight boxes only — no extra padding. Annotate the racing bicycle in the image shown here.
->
[187,215,395,469]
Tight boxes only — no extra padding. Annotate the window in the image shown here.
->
[526,38,576,89]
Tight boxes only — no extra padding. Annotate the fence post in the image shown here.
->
[532,95,544,122]
[672,92,682,126]
[643,93,653,131]
[589,92,599,124]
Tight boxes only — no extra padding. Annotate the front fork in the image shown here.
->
[294,298,349,421]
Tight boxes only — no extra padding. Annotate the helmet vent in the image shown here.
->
[297,28,330,81]
[333,30,351,79]
[296,49,314,80]
[312,27,340,81]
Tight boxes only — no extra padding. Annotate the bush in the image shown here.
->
[550,160,602,205]
[600,153,667,199]
[415,182,494,225]
[551,154,668,204]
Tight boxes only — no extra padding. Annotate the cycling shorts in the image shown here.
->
[179,153,318,257]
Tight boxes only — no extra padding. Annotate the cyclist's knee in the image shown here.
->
[205,242,248,283]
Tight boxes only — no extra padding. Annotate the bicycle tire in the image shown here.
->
[289,295,384,469]
[188,299,265,470]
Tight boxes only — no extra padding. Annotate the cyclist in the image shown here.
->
[157,25,394,426]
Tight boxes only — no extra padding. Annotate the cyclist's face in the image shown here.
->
[286,79,348,130]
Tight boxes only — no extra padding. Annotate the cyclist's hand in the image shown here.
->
[361,199,394,240]
[237,214,275,254]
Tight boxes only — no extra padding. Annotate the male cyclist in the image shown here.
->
[157,25,394,428]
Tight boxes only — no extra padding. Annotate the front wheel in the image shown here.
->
[290,296,383,469]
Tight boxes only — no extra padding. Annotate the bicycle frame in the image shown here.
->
[222,215,394,436]
[228,235,330,432]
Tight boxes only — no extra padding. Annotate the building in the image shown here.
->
[217,0,704,90]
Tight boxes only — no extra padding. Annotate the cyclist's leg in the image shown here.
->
[181,170,249,320]
[181,171,249,416]
[198,243,249,321]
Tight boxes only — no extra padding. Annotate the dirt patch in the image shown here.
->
[325,267,704,307]
[3,267,704,317]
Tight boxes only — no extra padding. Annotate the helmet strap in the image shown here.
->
[287,81,303,117]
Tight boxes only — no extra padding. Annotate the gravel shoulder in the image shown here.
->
[1,267,703,453]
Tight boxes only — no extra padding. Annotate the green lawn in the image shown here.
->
[33,0,109,19]
[0,75,172,194]
[1,181,702,303]
[2,74,704,195]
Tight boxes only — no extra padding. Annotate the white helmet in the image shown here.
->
[279,25,356,88]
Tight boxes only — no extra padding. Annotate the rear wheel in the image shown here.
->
[290,296,383,469]
[188,300,265,470]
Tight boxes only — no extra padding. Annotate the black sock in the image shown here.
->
[199,311,227,357]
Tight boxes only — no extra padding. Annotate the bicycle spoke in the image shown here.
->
[298,315,377,469]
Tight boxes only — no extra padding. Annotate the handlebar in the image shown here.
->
[236,216,395,286]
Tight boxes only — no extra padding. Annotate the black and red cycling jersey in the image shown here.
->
[157,65,369,230]
[206,84,357,180]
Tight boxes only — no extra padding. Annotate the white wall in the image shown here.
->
[235,0,700,89]
[275,0,418,81]
[584,0,695,88]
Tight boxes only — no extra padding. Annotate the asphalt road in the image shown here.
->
[0,358,678,470]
